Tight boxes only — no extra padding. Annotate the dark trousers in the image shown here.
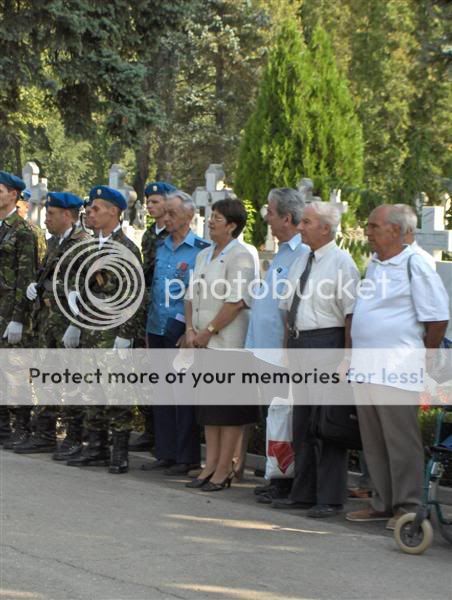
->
[147,333,200,464]
[288,327,348,506]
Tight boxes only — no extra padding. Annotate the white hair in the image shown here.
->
[305,201,341,235]
[166,190,195,214]
[391,204,418,234]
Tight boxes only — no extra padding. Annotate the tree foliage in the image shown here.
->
[235,20,363,244]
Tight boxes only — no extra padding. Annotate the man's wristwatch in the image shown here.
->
[207,323,218,335]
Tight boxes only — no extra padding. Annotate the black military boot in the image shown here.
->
[3,407,31,450]
[0,407,11,444]
[14,412,56,454]
[13,433,56,454]
[52,429,83,461]
[109,431,129,474]
[66,430,109,467]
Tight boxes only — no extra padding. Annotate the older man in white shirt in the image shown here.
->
[275,202,360,518]
[346,204,449,530]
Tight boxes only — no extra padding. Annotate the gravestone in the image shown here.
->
[22,161,48,230]
[108,164,143,246]
[297,178,321,204]
[416,205,452,339]
[192,164,234,239]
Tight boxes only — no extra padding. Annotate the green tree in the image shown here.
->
[399,0,452,204]
[235,18,311,243]
[302,26,363,213]
[348,0,419,208]
[235,20,363,243]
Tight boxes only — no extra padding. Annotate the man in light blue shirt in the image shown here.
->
[146,191,209,475]
[245,188,309,502]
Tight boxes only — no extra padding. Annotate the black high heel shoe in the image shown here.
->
[185,472,214,489]
[201,472,235,492]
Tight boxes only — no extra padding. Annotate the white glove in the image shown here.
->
[68,291,81,316]
[3,321,23,345]
[113,337,132,349]
[26,282,38,301]
[62,325,81,349]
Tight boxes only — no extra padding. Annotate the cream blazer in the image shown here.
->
[186,241,256,349]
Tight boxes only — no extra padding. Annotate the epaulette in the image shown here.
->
[155,237,166,247]
[194,238,210,249]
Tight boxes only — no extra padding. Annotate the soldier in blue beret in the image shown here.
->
[144,181,177,198]
[66,185,145,474]
[129,181,177,452]
[88,185,128,212]
[13,191,90,457]
[0,171,38,449]
[0,171,26,193]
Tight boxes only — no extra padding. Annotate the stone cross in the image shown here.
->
[416,206,452,261]
[192,164,234,239]
[108,164,143,246]
[297,178,321,204]
[415,205,452,339]
[22,161,48,229]
[329,189,348,215]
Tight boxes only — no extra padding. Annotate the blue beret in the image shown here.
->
[21,189,32,200]
[89,185,127,211]
[0,171,26,192]
[144,181,177,197]
[46,192,84,210]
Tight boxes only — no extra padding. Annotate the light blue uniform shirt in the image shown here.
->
[146,230,210,335]
[245,234,310,364]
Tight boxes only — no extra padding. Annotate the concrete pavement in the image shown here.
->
[1,449,451,600]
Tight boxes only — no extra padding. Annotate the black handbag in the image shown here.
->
[314,405,362,450]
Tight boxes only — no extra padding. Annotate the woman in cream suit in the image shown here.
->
[184,198,258,491]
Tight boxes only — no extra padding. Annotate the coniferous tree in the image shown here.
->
[235,18,311,243]
[235,21,363,244]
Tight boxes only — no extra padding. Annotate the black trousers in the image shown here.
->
[147,333,200,464]
[288,327,348,505]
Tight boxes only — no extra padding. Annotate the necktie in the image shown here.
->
[287,251,315,336]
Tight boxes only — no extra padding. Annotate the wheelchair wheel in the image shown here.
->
[394,512,434,555]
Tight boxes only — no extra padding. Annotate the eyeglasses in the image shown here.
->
[209,214,227,223]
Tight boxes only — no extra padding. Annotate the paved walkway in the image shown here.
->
[1,449,451,600]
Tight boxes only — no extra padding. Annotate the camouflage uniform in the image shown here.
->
[0,211,38,442]
[141,222,169,286]
[80,228,145,434]
[18,225,92,450]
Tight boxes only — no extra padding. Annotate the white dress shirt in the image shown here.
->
[281,240,360,330]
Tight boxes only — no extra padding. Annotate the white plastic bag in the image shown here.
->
[264,397,294,480]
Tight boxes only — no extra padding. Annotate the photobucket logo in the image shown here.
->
[53,238,145,330]
[164,270,393,306]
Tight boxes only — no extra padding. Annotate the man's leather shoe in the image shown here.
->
[254,483,277,496]
[140,459,175,471]
[164,463,200,476]
[306,504,343,518]
[271,499,314,510]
